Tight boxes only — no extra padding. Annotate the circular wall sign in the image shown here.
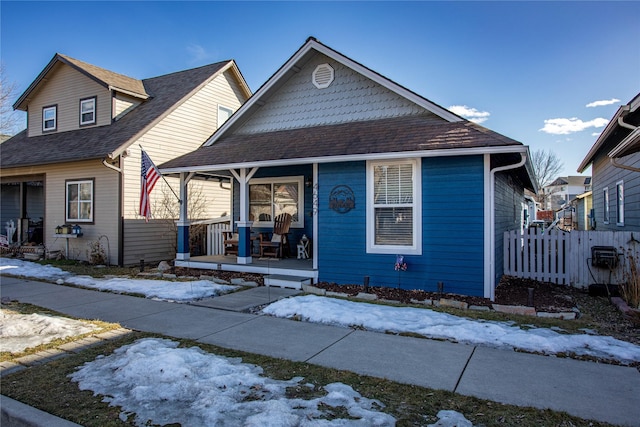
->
[329,185,355,214]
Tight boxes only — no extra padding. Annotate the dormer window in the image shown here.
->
[43,105,57,131]
[80,97,96,126]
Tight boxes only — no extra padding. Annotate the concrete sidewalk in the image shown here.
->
[1,275,639,426]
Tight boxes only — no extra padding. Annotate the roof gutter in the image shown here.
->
[608,110,640,172]
[485,152,527,301]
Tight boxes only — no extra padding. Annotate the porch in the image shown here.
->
[171,164,318,285]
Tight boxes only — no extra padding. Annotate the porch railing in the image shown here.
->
[192,216,232,256]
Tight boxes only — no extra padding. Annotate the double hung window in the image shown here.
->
[43,105,57,131]
[66,179,94,222]
[367,159,421,254]
[80,97,96,125]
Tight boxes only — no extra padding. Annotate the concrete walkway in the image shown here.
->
[1,275,639,426]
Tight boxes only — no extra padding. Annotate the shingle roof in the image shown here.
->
[160,115,524,170]
[1,61,232,169]
[13,54,149,110]
[59,54,148,98]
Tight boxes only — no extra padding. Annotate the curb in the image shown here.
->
[1,395,82,427]
[1,327,132,426]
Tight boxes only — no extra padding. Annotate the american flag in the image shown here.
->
[140,149,161,222]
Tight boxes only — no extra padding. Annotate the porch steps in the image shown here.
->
[264,274,312,290]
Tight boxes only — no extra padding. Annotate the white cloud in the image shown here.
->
[186,43,216,64]
[539,117,609,135]
[586,98,620,108]
[448,105,490,124]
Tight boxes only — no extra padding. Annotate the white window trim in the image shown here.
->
[616,180,624,226]
[249,176,304,228]
[603,187,610,224]
[366,158,422,255]
[80,97,96,125]
[43,105,57,131]
[66,179,94,223]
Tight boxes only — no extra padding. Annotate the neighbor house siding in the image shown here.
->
[575,195,592,230]
[118,70,245,264]
[27,63,111,136]
[122,220,176,266]
[591,151,640,230]
[113,93,142,121]
[237,52,441,135]
[121,70,245,219]
[494,171,523,285]
[317,156,485,296]
[2,160,120,263]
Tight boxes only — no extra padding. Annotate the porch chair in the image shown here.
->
[222,231,239,256]
[259,213,292,258]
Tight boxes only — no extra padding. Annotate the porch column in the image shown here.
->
[230,167,259,264]
[18,182,28,243]
[176,172,193,261]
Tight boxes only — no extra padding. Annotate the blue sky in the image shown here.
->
[2,1,639,177]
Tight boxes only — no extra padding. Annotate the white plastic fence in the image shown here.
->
[504,229,639,287]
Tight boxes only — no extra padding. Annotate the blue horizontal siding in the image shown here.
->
[317,156,486,296]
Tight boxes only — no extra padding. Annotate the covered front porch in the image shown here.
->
[168,161,319,287]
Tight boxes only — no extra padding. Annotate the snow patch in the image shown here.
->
[70,338,396,426]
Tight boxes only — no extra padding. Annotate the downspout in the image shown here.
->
[102,158,122,173]
[487,152,527,301]
[102,156,124,266]
[618,112,635,130]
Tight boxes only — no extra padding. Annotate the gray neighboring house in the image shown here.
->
[578,93,640,231]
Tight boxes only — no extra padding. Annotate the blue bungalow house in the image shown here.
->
[160,37,537,300]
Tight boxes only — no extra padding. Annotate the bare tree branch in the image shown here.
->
[531,149,564,206]
[0,63,22,136]
[531,149,564,190]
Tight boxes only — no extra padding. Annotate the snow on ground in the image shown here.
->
[0,257,70,281]
[1,310,98,353]
[0,258,238,301]
[262,295,640,364]
[65,276,237,302]
[70,337,397,427]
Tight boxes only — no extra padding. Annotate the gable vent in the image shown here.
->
[312,63,334,89]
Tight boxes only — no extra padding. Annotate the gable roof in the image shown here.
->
[13,53,149,110]
[1,60,250,169]
[578,92,640,172]
[204,37,462,146]
[161,37,533,192]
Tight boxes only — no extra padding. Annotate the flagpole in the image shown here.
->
[139,145,182,204]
